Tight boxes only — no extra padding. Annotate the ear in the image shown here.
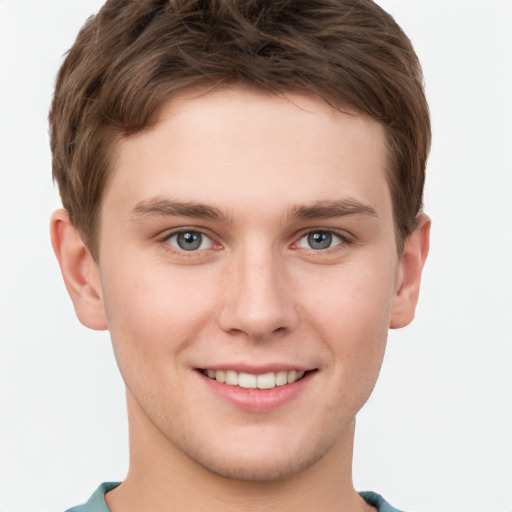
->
[390,214,431,329]
[50,209,108,330]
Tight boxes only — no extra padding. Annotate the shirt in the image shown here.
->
[66,482,405,512]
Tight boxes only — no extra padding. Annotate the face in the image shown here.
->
[95,87,402,480]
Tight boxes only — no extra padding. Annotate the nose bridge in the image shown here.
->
[218,240,297,340]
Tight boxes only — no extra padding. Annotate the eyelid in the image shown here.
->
[160,227,221,253]
[292,228,351,250]
[157,226,352,255]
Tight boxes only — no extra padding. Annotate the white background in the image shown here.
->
[1,1,511,511]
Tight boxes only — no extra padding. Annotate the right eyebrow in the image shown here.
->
[130,197,229,223]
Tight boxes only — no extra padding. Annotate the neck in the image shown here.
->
[106,392,372,512]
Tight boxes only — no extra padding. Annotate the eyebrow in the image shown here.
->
[130,197,228,222]
[288,199,378,221]
[130,197,378,224]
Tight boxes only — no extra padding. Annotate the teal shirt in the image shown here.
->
[65,483,405,512]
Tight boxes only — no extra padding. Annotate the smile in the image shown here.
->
[201,369,308,389]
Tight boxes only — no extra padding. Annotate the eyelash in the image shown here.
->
[293,229,350,253]
[160,228,219,256]
[159,227,351,256]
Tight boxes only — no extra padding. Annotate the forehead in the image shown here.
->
[105,87,391,225]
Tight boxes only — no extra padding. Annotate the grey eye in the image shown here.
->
[296,231,344,251]
[177,232,202,250]
[307,232,333,250]
[167,231,213,251]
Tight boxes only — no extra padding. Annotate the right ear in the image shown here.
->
[50,209,107,330]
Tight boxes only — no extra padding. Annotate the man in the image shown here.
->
[49,1,430,510]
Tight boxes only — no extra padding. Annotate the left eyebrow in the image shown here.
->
[287,199,379,221]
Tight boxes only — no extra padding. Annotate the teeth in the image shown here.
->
[239,372,257,389]
[257,372,276,389]
[275,370,288,386]
[203,369,307,389]
[225,370,239,386]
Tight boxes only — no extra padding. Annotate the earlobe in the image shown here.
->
[50,209,108,330]
[389,214,431,329]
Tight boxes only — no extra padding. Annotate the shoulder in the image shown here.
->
[360,491,406,512]
[65,482,120,512]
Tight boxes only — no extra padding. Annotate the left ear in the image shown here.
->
[390,214,431,329]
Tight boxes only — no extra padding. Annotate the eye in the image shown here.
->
[296,230,344,250]
[165,230,214,251]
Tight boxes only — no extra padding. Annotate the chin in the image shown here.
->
[191,448,320,482]
[176,426,336,483]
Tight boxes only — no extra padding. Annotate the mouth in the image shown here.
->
[198,368,312,389]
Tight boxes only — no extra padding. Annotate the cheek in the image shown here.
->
[302,258,397,386]
[305,256,397,333]
[104,259,211,329]
[100,264,217,379]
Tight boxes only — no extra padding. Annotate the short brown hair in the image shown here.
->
[50,0,430,259]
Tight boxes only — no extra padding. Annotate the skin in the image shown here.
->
[51,87,430,512]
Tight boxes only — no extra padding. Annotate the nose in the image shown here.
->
[217,246,298,342]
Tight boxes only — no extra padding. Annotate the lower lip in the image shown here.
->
[198,371,316,413]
